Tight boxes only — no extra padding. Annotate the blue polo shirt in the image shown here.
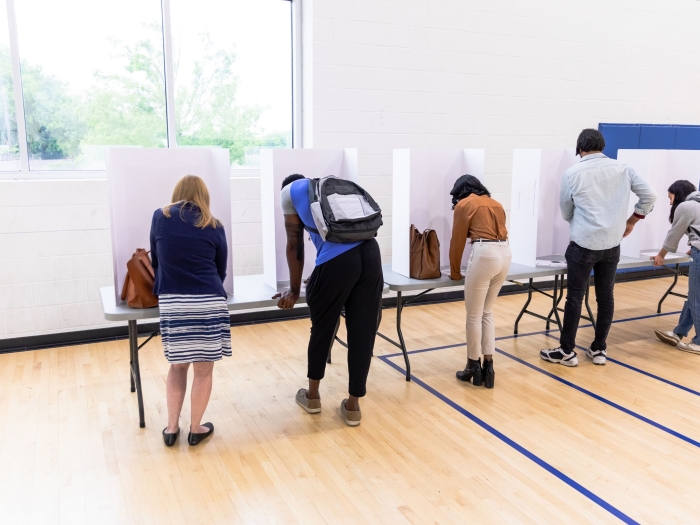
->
[288,179,361,266]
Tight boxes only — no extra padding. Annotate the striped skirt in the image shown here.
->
[159,294,232,364]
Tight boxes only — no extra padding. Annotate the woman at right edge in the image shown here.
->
[449,175,511,388]
[652,180,700,354]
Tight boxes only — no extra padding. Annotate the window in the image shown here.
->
[3,0,293,173]
[170,0,292,168]
[0,0,20,171]
[14,0,167,170]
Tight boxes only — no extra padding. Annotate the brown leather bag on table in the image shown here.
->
[120,249,158,308]
[409,225,441,279]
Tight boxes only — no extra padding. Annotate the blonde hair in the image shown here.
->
[162,175,220,229]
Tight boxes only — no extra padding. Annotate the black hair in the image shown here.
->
[576,129,606,156]
[668,180,697,223]
[281,173,305,190]
[450,174,490,208]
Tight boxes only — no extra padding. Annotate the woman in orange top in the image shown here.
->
[449,175,511,388]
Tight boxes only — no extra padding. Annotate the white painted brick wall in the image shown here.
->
[0,173,262,339]
[306,0,700,257]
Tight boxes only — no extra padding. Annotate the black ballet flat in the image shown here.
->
[188,422,214,446]
[162,427,179,447]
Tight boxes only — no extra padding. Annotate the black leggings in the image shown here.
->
[305,239,383,397]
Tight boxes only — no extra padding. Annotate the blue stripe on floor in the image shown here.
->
[378,356,641,525]
[543,333,700,397]
[379,311,680,359]
[494,347,700,449]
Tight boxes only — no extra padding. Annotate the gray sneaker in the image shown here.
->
[340,399,361,427]
[655,330,681,346]
[295,388,321,414]
[676,342,700,355]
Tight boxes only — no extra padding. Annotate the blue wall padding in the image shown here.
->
[639,124,676,149]
[599,123,700,158]
[598,123,640,159]
[675,126,700,150]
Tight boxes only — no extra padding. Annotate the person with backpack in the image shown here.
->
[448,175,510,389]
[652,180,700,354]
[274,174,383,426]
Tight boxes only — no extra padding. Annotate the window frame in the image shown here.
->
[1,0,298,179]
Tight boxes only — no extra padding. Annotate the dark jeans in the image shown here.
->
[559,242,620,353]
[305,239,383,397]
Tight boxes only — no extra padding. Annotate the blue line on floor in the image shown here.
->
[379,311,680,359]
[494,347,700,449]
[543,333,700,398]
[378,356,640,525]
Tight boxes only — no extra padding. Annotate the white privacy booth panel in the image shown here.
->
[260,148,358,290]
[391,149,485,278]
[509,149,577,267]
[618,149,700,257]
[107,147,233,303]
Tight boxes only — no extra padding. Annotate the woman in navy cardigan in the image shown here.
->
[150,175,230,447]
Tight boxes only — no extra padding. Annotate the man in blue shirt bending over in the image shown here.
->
[274,174,383,426]
[540,129,657,367]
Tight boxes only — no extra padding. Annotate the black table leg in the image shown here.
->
[328,317,342,364]
[395,291,411,381]
[513,278,534,335]
[584,275,596,330]
[550,275,562,330]
[128,320,145,428]
[658,263,681,313]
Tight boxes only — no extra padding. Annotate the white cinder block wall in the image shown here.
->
[305,0,700,264]
[2,0,700,339]
[0,174,262,339]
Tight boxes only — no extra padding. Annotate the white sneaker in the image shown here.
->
[654,330,681,346]
[540,347,578,367]
[676,342,700,355]
[586,348,607,365]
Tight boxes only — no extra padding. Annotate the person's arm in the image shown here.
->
[624,168,658,237]
[275,213,304,309]
[559,173,574,223]
[149,211,159,272]
[215,226,228,283]
[449,204,470,280]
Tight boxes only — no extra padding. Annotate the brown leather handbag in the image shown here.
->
[120,249,158,308]
[409,225,441,279]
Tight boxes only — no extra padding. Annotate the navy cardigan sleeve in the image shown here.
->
[215,225,227,284]
[150,211,159,273]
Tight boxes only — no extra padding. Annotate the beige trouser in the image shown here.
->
[464,241,512,360]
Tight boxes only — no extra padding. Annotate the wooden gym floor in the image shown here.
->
[0,276,698,524]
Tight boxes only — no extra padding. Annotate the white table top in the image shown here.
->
[382,252,690,292]
[101,275,390,322]
[382,262,566,292]
[100,274,303,322]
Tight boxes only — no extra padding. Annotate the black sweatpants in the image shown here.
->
[305,239,383,397]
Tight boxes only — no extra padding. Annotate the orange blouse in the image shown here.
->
[449,194,508,280]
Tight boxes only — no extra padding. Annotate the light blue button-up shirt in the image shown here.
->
[560,153,657,251]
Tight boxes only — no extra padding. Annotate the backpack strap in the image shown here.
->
[304,178,320,235]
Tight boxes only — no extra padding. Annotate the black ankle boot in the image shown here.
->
[456,358,482,386]
[482,358,495,389]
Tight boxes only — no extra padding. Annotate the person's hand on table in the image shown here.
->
[650,254,665,267]
[273,289,299,309]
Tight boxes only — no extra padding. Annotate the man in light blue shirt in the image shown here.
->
[541,129,657,367]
